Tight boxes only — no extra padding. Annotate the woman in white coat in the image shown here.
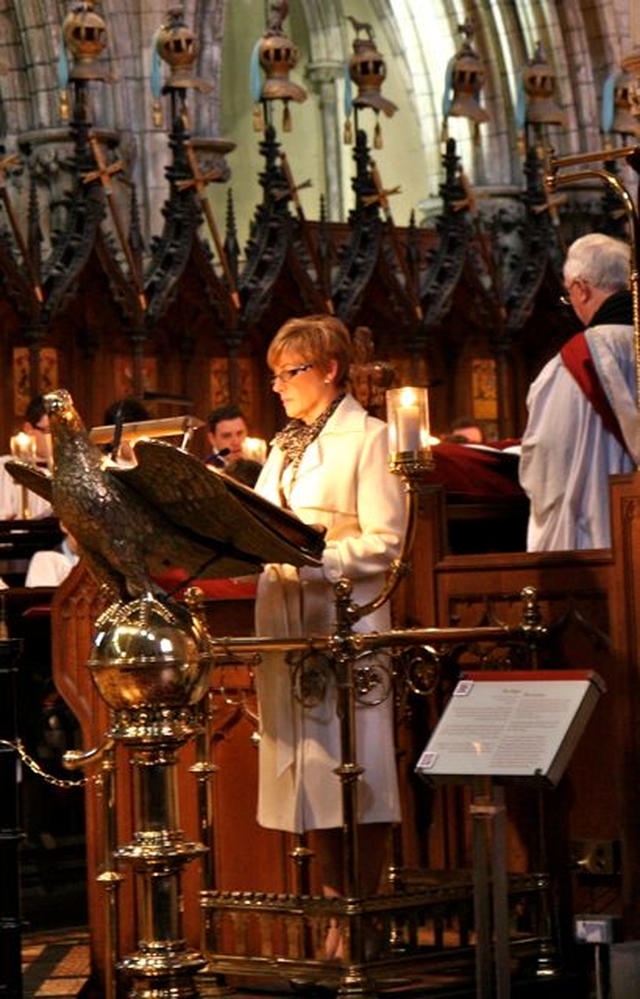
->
[254,315,406,915]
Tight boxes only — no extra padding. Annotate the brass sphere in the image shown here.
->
[89,594,212,711]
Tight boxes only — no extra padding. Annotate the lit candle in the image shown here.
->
[397,405,421,452]
[10,431,36,463]
[242,437,267,463]
[386,385,432,460]
[10,432,36,519]
[396,387,422,453]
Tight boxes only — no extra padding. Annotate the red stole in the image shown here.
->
[560,331,628,452]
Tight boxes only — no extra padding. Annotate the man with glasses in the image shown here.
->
[0,394,54,520]
[520,232,638,550]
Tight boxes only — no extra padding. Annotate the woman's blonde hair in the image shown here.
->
[267,314,352,388]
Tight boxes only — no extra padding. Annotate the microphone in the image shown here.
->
[207,447,230,468]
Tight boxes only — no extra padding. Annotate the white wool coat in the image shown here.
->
[254,394,406,833]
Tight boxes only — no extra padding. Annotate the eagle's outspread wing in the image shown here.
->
[113,439,325,569]
[22,389,324,600]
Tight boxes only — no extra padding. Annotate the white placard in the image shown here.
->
[415,670,605,786]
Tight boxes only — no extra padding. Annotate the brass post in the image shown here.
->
[328,454,430,994]
[96,744,123,999]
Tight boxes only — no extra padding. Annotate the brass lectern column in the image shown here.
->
[116,737,208,998]
[88,593,213,999]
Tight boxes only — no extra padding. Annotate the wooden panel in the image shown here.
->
[392,478,640,950]
[433,550,619,947]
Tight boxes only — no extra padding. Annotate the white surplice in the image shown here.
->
[520,324,640,551]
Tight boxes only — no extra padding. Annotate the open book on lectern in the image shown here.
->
[415,669,605,787]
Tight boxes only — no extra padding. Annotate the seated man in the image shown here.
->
[205,404,248,468]
[444,415,485,444]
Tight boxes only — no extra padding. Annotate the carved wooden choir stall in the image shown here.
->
[0,3,618,446]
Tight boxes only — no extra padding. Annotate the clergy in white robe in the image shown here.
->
[520,233,640,551]
[25,533,79,587]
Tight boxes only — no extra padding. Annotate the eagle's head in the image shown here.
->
[43,389,93,457]
[44,388,74,418]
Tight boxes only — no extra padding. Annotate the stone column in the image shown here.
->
[306,60,345,221]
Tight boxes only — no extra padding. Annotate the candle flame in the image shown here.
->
[398,386,418,408]
[242,437,267,463]
[10,431,36,462]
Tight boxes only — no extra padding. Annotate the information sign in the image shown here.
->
[415,670,605,786]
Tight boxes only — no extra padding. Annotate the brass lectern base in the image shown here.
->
[199,875,567,999]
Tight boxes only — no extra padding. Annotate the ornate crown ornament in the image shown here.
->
[259,33,307,104]
[57,0,114,120]
[441,18,489,144]
[447,43,488,122]
[62,0,109,81]
[250,1,307,132]
[349,36,396,118]
[150,6,212,129]
[604,70,640,140]
[522,42,566,127]
[154,6,210,94]
[344,19,396,147]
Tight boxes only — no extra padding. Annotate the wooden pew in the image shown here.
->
[0,518,63,586]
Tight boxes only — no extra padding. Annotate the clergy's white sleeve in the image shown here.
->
[519,355,633,551]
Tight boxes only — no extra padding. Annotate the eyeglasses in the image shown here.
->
[34,423,50,433]
[559,279,581,307]
[270,363,314,387]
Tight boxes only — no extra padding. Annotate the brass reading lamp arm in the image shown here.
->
[334,473,421,632]
[545,145,640,434]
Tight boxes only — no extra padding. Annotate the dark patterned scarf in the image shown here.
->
[274,394,346,476]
